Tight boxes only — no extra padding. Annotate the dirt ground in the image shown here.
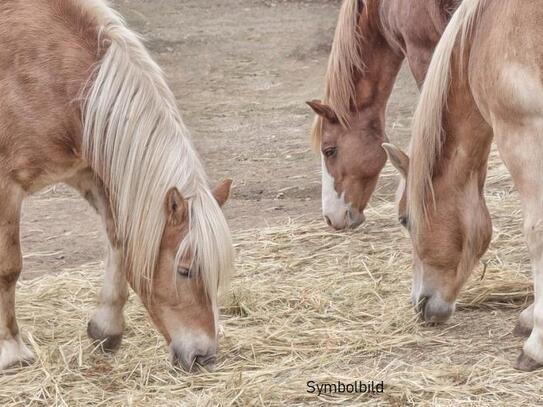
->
[20,0,416,279]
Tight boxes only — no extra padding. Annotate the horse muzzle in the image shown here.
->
[415,294,455,324]
[169,335,217,372]
[324,208,365,231]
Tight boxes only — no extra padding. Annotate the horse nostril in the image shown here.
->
[195,354,217,371]
[324,216,332,226]
[197,354,216,366]
[416,296,429,315]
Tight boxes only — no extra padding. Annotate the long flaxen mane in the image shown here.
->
[407,0,485,232]
[79,0,233,311]
[311,0,366,149]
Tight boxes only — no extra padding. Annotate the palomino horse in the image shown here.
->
[0,0,233,372]
[307,0,460,230]
[385,0,543,371]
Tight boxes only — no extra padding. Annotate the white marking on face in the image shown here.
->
[321,156,350,229]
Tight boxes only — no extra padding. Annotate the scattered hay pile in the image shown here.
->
[2,150,541,406]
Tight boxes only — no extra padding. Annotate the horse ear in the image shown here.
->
[212,179,232,207]
[382,143,409,179]
[164,187,187,226]
[306,100,338,123]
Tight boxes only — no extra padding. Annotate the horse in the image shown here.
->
[307,0,460,230]
[0,0,234,372]
[385,0,543,371]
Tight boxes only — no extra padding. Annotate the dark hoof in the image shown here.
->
[87,321,122,352]
[513,321,532,337]
[514,351,543,372]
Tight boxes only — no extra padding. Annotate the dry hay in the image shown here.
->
[2,148,542,406]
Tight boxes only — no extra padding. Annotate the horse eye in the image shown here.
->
[323,147,337,158]
[177,266,190,278]
[399,215,408,228]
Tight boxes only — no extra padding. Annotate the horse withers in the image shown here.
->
[385,0,543,371]
[0,0,233,372]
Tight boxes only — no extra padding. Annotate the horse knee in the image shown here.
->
[0,262,21,289]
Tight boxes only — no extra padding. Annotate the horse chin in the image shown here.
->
[347,210,366,229]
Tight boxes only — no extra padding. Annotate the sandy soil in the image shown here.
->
[20,0,417,279]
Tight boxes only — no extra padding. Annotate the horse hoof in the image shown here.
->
[0,337,35,371]
[512,321,532,337]
[87,321,122,352]
[514,351,543,372]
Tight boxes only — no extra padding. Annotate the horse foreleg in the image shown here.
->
[87,244,127,351]
[495,122,543,371]
[0,187,33,370]
[66,170,128,352]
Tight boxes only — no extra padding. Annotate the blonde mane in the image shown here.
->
[407,0,485,230]
[311,0,365,149]
[79,1,233,312]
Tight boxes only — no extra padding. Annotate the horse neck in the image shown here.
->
[425,73,493,282]
[432,60,492,210]
[350,6,403,132]
[380,0,461,87]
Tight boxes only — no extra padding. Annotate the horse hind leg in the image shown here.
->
[66,170,128,352]
[0,186,34,370]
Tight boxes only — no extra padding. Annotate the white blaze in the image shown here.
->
[321,156,350,228]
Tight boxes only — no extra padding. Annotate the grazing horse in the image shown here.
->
[0,0,233,372]
[385,0,543,371]
[307,0,460,230]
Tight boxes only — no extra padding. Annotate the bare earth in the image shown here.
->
[20,0,416,279]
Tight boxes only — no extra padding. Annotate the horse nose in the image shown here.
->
[195,354,217,371]
[171,349,217,372]
[416,294,455,323]
[323,211,349,230]
[170,340,217,372]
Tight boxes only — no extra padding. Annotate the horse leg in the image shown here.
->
[0,186,34,370]
[66,170,127,352]
[494,122,543,371]
[86,244,127,351]
[513,303,534,338]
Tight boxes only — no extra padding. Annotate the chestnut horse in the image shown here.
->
[0,0,233,371]
[386,0,543,371]
[307,0,459,230]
